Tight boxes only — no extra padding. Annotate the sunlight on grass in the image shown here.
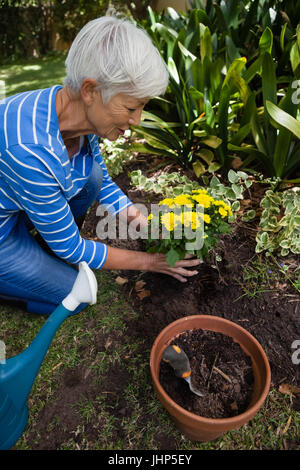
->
[0,53,67,97]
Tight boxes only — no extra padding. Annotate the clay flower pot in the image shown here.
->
[150,315,271,442]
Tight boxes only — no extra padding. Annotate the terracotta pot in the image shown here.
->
[150,315,271,442]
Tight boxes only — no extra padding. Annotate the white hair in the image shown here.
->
[64,15,169,104]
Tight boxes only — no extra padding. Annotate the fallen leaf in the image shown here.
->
[279,383,300,395]
[105,338,112,350]
[135,280,146,291]
[282,415,292,435]
[240,199,251,207]
[50,362,63,373]
[137,289,150,300]
[115,276,128,285]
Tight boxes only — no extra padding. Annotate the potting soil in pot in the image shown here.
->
[159,329,254,419]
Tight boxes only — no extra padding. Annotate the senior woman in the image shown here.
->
[0,15,202,315]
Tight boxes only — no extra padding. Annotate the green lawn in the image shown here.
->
[0,52,66,98]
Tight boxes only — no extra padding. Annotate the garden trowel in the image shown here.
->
[162,344,203,397]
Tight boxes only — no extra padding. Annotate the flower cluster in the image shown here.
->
[146,189,233,267]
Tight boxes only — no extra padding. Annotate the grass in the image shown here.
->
[235,255,300,301]
[0,52,67,98]
[0,56,299,451]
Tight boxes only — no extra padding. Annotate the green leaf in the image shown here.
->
[259,27,273,55]
[218,85,231,165]
[128,142,177,159]
[230,123,251,146]
[290,42,300,74]
[192,57,204,93]
[262,53,277,106]
[168,57,180,84]
[280,23,287,51]
[243,55,263,84]
[178,41,197,62]
[261,232,269,244]
[193,160,206,177]
[197,148,214,164]
[200,25,212,62]
[228,170,239,183]
[201,135,222,149]
[261,52,277,156]
[208,162,222,173]
[166,247,182,267]
[248,95,269,157]
[266,101,300,139]
[231,201,240,211]
[222,57,247,91]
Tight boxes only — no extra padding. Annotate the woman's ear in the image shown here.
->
[80,78,101,106]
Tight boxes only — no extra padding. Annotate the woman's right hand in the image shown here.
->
[103,246,203,282]
[147,252,203,283]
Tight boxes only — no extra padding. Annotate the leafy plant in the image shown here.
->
[129,169,202,197]
[129,169,253,224]
[256,188,300,256]
[136,8,300,180]
[146,190,233,266]
[100,133,133,177]
[228,27,300,181]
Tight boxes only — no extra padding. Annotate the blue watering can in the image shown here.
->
[0,261,98,450]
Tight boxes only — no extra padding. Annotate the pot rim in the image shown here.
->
[150,315,271,425]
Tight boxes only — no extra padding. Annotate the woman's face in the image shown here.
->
[87,91,148,141]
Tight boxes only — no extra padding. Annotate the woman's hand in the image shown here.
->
[147,253,203,283]
[103,246,202,282]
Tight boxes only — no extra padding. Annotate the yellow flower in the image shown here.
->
[219,207,227,218]
[181,211,203,230]
[147,214,153,221]
[198,213,211,224]
[158,198,175,208]
[192,194,214,208]
[213,200,232,216]
[161,212,175,231]
[173,195,193,206]
[203,213,211,224]
[192,189,208,195]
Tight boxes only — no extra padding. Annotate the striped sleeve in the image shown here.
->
[93,140,133,215]
[2,145,108,270]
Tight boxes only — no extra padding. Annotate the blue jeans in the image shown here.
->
[0,161,103,315]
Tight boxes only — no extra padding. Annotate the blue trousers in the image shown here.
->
[0,161,102,315]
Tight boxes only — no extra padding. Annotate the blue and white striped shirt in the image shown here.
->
[0,85,133,269]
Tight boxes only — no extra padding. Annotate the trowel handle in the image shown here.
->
[162,345,191,379]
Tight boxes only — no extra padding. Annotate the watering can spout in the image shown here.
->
[0,262,97,449]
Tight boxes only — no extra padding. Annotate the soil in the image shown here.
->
[159,329,254,419]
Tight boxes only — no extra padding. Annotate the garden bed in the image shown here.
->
[20,156,299,450]
[83,158,300,389]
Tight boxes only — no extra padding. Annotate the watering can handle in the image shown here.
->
[62,262,98,312]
